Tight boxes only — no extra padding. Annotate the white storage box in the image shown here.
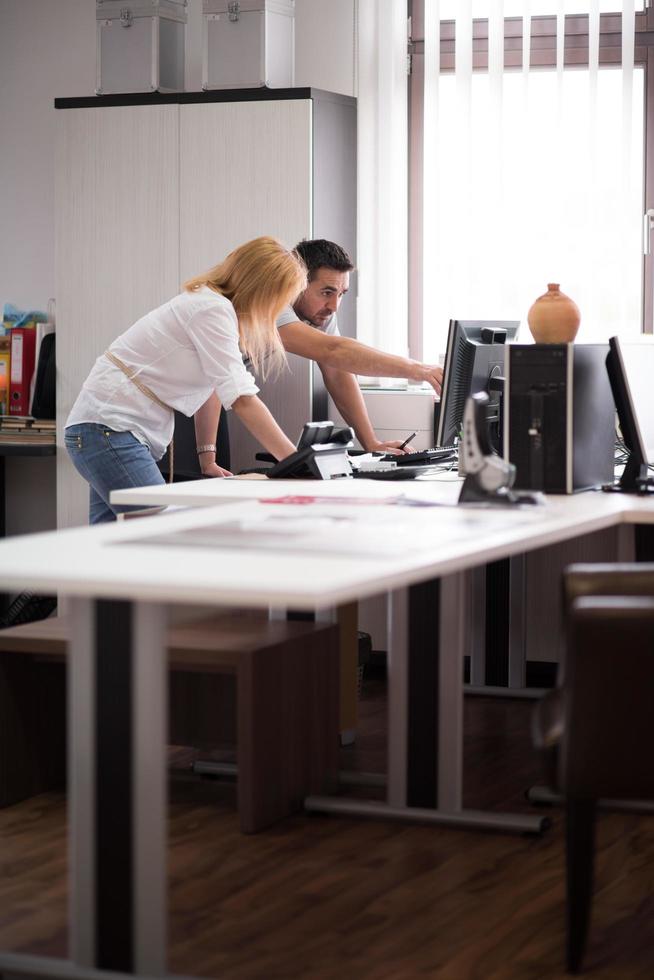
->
[202,0,294,90]
[96,0,187,95]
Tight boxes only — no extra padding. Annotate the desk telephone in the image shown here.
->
[254,422,354,480]
[251,422,457,481]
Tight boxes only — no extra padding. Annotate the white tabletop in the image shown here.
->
[1,487,649,610]
[109,471,464,507]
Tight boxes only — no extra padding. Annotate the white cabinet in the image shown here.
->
[55,89,356,526]
[55,103,180,529]
[178,94,356,471]
[179,99,313,471]
[179,101,312,275]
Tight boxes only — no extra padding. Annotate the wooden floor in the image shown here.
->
[1,675,654,979]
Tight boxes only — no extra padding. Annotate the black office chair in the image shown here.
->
[532,563,654,973]
[158,409,231,482]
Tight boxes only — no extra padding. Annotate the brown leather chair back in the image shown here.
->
[561,593,654,800]
[564,562,654,603]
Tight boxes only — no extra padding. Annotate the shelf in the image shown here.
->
[0,443,56,457]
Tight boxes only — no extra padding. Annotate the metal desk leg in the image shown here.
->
[305,574,548,834]
[69,599,95,967]
[133,602,167,975]
[387,588,409,807]
[69,597,167,976]
[508,554,527,690]
[468,567,487,688]
[437,573,465,811]
[401,572,464,812]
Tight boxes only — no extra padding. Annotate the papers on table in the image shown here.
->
[120,500,532,560]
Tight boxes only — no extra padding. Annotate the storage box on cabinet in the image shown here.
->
[202,0,294,90]
[96,0,187,95]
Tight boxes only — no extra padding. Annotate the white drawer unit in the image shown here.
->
[328,387,438,451]
[96,0,187,95]
[202,0,294,89]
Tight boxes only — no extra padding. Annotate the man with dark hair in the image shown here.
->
[274,238,443,453]
[294,239,354,276]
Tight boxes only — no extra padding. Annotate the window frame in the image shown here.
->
[408,2,654,359]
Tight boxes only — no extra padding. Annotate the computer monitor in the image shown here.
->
[606,335,654,491]
[436,319,520,450]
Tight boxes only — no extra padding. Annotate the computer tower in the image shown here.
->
[504,343,615,493]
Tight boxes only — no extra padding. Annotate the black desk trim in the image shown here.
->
[55,88,356,110]
[0,444,55,457]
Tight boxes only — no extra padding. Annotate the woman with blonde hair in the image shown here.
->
[65,236,305,523]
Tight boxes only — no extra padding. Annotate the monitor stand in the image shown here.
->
[601,451,654,493]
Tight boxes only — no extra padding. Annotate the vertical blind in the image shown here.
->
[420,0,641,362]
[356,0,408,356]
[356,1,642,359]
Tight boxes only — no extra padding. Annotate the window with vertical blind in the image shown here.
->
[408,1,654,364]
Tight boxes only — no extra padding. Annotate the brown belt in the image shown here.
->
[104,350,174,483]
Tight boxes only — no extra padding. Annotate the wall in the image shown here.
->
[0,0,355,310]
[294,0,356,95]
[0,0,95,536]
[0,0,355,536]
[0,0,95,312]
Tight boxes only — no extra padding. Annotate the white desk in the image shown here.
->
[110,470,464,508]
[1,489,653,977]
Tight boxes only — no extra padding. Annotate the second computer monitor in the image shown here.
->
[606,335,654,491]
[436,319,520,449]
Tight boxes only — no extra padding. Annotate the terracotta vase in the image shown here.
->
[527,283,580,343]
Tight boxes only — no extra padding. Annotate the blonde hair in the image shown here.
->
[183,236,307,376]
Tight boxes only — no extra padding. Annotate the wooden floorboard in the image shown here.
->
[0,676,653,978]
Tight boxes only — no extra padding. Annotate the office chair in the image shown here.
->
[158,408,230,482]
[532,563,654,973]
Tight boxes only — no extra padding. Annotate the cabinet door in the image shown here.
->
[180,100,313,471]
[56,104,180,528]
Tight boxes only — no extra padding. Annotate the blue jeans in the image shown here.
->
[64,423,165,524]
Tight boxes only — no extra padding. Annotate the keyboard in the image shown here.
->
[352,465,435,481]
[380,446,456,466]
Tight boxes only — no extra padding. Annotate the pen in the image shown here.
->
[398,431,416,452]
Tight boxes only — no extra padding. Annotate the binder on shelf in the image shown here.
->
[29,322,55,417]
[0,336,9,415]
[9,326,36,416]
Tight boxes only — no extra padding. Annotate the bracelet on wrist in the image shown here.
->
[196,444,216,455]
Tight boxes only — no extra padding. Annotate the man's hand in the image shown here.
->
[199,461,233,478]
[409,362,444,395]
[365,439,416,455]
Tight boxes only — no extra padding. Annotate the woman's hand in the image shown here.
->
[199,460,233,478]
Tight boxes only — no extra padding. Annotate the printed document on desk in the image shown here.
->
[121,501,534,559]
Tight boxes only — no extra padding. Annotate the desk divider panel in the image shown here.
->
[95,600,134,972]
[407,579,440,809]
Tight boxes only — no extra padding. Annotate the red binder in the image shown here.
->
[9,327,37,416]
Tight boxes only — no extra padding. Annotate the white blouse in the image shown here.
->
[66,287,259,460]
